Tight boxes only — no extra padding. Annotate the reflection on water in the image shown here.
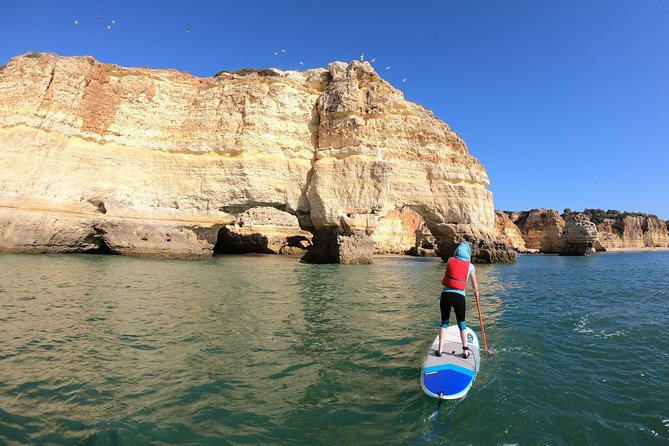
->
[1,252,667,444]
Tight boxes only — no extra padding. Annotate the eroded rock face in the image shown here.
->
[373,207,425,255]
[302,60,512,262]
[510,209,565,254]
[561,213,598,255]
[499,209,597,255]
[0,208,219,259]
[217,207,312,255]
[494,211,527,252]
[497,210,669,255]
[0,53,513,263]
[436,223,516,263]
[594,216,669,250]
[642,217,669,247]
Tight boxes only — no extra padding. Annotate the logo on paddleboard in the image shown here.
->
[467,333,473,343]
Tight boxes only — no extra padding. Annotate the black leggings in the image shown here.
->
[440,291,466,329]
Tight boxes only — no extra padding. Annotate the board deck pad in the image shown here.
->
[421,325,480,400]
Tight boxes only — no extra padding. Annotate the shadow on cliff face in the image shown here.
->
[213,227,311,256]
[214,227,274,255]
[81,227,118,255]
[84,238,116,255]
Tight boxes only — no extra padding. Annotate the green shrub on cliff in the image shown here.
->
[583,208,658,224]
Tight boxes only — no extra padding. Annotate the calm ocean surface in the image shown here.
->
[1,251,667,445]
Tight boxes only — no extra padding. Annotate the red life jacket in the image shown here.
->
[441,257,470,290]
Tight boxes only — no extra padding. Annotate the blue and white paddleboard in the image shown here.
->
[421,325,480,400]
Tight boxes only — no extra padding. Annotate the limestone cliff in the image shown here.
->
[373,207,426,255]
[497,209,669,255]
[508,209,565,254]
[500,210,601,255]
[561,213,598,255]
[494,211,527,252]
[0,52,513,263]
[594,215,669,250]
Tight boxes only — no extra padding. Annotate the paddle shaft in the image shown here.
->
[474,292,490,352]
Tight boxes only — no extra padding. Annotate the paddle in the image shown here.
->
[474,292,495,356]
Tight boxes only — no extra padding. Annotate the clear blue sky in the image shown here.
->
[2,1,667,218]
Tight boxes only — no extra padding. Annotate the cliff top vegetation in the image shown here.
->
[562,208,664,225]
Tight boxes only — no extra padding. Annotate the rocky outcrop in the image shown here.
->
[298,60,513,263]
[497,209,669,255]
[642,217,669,247]
[502,209,602,255]
[0,207,219,259]
[561,213,598,255]
[508,209,564,254]
[0,52,514,263]
[594,215,669,251]
[494,210,527,252]
[436,223,516,263]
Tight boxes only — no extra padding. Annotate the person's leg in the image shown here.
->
[452,295,469,357]
[437,292,451,355]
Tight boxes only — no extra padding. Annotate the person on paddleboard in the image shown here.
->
[437,240,479,359]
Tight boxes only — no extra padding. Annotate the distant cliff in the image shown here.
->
[0,52,515,263]
[585,210,669,251]
[496,209,669,255]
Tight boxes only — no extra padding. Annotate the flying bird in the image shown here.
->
[185,26,191,32]
[385,66,391,70]
[111,19,116,25]
[274,51,278,56]
[73,19,79,26]
[370,58,376,63]
[298,61,304,66]
[402,78,407,82]
[107,24,112,30]
[360,53,364,61]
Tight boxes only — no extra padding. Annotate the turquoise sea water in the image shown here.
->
[1,251,668,445]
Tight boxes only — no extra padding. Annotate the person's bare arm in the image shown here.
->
[470,269,479,299]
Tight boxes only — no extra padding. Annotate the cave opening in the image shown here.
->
[83,237,117,255]
[213,227,273,255]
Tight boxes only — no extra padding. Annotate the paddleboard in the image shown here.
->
[421,325,480,400]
